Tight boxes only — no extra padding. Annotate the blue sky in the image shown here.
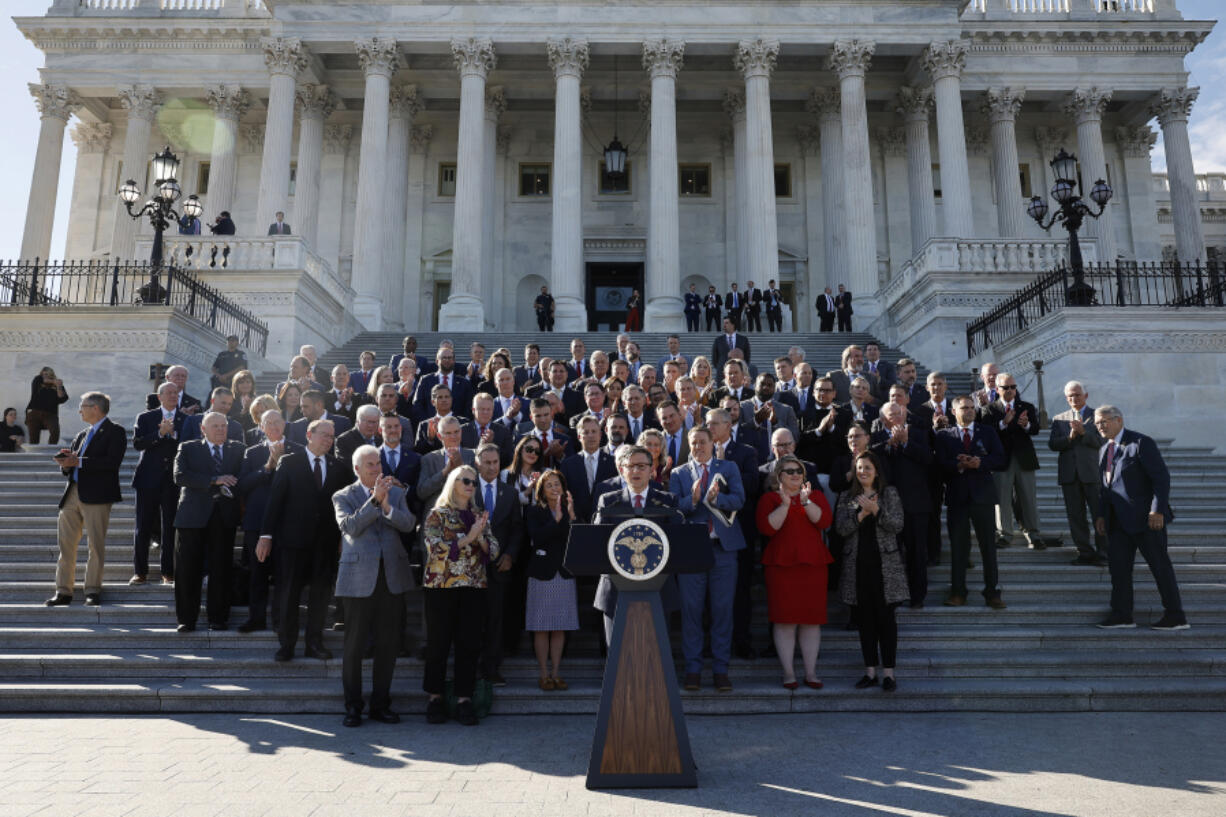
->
[1,0,1222,258]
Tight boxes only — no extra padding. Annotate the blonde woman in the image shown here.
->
[689,356,716,404]
[245,394,279,445]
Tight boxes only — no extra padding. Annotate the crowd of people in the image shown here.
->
[20,323,1189,727]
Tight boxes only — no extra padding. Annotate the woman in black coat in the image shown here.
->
[523,470,580,691]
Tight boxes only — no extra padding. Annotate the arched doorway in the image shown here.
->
[516,273,549,331]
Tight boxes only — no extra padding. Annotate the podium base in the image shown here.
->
[586,592,697,789]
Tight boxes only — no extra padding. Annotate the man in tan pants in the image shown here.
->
[47,391,128,607]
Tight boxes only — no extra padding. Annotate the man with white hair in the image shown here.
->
[299,345,319,380]
[336,404,383,471]
[416,416,476,511]
[1049,380,1107,566]
[145,365,202,413]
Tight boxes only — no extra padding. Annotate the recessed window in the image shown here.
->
[932,164,942,199]
[196,161,211,196]
[679,164,711,197]
[774,164,792,198]
[519,163,551,197]
[599,161,631,195]
[438,162,457,197]
[288,163,297,196]
[1019,163,1032,198]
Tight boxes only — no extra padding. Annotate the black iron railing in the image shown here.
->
[0,257,268,357]
[966,260,1225,358]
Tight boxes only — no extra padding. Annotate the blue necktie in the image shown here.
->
[387,448,398,472]
[212,445,223,473]
[73,424,98,483]
[669,434,679,464]
[484,482,494,512]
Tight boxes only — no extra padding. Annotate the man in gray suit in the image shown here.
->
[416,416,476,510]
[334,445,417,727]
[1049,380,1107,566]
[740,373,799,444]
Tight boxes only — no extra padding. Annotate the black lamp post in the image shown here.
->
[117,146,202,302]
[603,55,628,178]
[1025,148,1112,306]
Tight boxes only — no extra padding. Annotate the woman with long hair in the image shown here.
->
[636,428,671,488]
[229,370,258,430]
[478,353,512,396]
[276,382,303,424]
[524,469,580,691]
[602,377,625,415]
[624,289,643,331]
[505,434,546,506]
[689,356,715,405]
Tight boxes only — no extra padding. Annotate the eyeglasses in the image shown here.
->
[780,467,804,476]
[625,462,651,471]
[816,387,835,393]
[523,446,541,454]
[459,477,477,487]
[999,385,1017,391]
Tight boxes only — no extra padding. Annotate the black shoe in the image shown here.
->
[343,707,362,728]
[237,621,264,633]
[855,675,879,689]
[1026,540,1047,551]
[84,594,101,606]
[486,672,507,687]
[368,708,401,724]
[455,700,478,726]
[908,601,924,610]
[1071,554,1108,567]
[426,697,448,724]
[1040,536,1064,547]
[45,594,72,607]
[304,642,333,660]
[176,623,196,633]
[274,647,293,662]
[1095,615,1136,629]
[208,622,228,632]
[1151,613,1190,631]
[994,536,1012,550]
[882,677,897,693]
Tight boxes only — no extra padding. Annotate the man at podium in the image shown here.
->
[592,445,683,644]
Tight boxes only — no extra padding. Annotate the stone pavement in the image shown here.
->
[3,712,1223,817]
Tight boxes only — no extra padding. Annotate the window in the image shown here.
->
[678,164,711,197]
[599,161,631,195]
[288,163,297,196]
[1019,163,1032,199]
[774,164,792,198]
[196,161,211,196]
[519,163,551,197]
[438,162,457,197]
[932,164,942,199]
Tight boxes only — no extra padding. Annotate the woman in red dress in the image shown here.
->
[624,289,643,331]
[757,454,833,690]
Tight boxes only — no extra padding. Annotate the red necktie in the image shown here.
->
[634,495,643,510]
[701,464,713,534]
[962,428,972,452]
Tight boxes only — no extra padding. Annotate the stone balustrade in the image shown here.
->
[53,0,267,17]
[1153,172,1226,202]
[963,0,1173,20]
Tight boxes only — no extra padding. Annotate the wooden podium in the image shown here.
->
[565,516,713,789]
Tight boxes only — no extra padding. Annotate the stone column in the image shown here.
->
[1115,125,1161,262]
[493,125,512,327]
[923,40,974,238]
[829,40,878,312]
[405,125,432,329]
[482,86,505,330]
[439,37,496,331]
[110,84,160,261]
[64,123,112,260]
[735,38,781,294]
[808,87,845,292]
[1150,87,1205,263]
[981,87,1025,238]
[351,38,403,330]
[293,85,336,248]
[896,86,936,254]
[21,84,79,261]
[720,127,737,290]
[317,124,351,268]
[1065,87,1116,262]
[547,37,590,331]
[384,84,419,328]
[797,124,822,330]
[204,85,250,217]
[255,37,308,229]
[723,89,748,283]
[1034,126,1069,204]
[876,127,910,276]
[641,39,686,331]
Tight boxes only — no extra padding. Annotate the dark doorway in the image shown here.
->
[585,262,645,331]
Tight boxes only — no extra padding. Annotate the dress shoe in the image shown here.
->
[882,677,897,693]
[995,536,1012,550]
[986,596,1007,610]
[855,675,879,689]
[45,594,72,607]
[176,623,196,633]
[454,700,479,726]
[1095,615,1136,629]
[551,676,568,691]
[943,595,966,607]
[236,621,264,633]
[1071,555,1108,567]
[714,673,733,692]
[804,679,823,690]
[1039,536,1064,547]
[128,575,147,586]
[274,647,293,662]
[209,622,228,631]
[1026,540,1047,551]
[426,697,448,724]
[84,594,101,607]
[683,672,701,691]
[908,601,924,610]
[1151,613,1190,631]
[782,680,799,690]
[538,676,556,691]
[343,708,362,728]
[486,672,507,687]
[368,708,401,724]
[304,643,333,660]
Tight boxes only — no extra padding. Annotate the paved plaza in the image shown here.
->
[3,711,1224,817]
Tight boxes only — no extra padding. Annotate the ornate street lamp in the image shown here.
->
[117,146,201,303]
[603,55,628,177]
[1026,148,1113,306]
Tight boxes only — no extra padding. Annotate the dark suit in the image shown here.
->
[1098,429,1183,620]
[763,288,784,332]
[744,286,763,332]
[260,451,350,653]
[173,438,244,627]
[513,423,575,468]
[872,423,933,605]
[981,398,1043,543]
[1049,406,1106,559]
[285,413,351,447]
[131,408,186,579]
[526,384,585,421]
[145,391,202,413]
[512,364,542,394]
[236,438,303,629]
[864,359,896,389]
[55,417,128,598]
[390,352,435,377]
[936,424,1005,601]
[724,290,745,327]
[181,412,245,444]
[491,393,528,429]
[717,439,761,653]
[460,419,513,466]
[703,292,723,331]
[560,450,618,523]
[835,290,853,331]
[335,428,381,474]
[826,369,880,406]
[684,290,703,331]
[474,474,524,676]
[412,371,474,421]
[324,388,360,422]
[797,405,853,474]
[711,332,751,379]
[815,292,837,332]
[267,221,292,235]
[707,383,751,408]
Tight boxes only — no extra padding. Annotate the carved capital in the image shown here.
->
[828,39,875,80]
[806,86,841,121]
[1064,86,1112,123]
[323,124,353,154]
[982,87,1024,124]
[642,39,685,80]
[239,124,264,154]
[722,88,746,121]
[296,84,338,121]
[875,127,907,158]
[117,84,160,123]
[206,85,251,121]
[922,40,968,82]
[547,37,589,79]
[497,124,513,155]
[895,86,933,124]
[452,37,496,79]
[796,124,819,156]
[735,37,779,80]
[262,37,309,78]
[71,122,112,153]
[389,84,422,119]
[29,83,78,122]
[1115,125,1157,159]
[355,38,404,78]
[1034,126,1069,158]
[1150,86,1198,127]
[410,124,434,153]
[484,85,506,120]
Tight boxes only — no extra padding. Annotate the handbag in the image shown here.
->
[444,677,493,720]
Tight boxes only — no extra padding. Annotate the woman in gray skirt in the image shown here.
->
[524,469,580,691]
